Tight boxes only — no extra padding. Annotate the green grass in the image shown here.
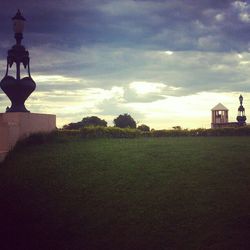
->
[1,137,250,250]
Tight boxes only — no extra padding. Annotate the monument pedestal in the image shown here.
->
[0,11,57,163]
[0,113,56,162]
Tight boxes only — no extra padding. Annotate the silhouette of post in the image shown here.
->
[0,10,36,112]
[236,95,246,126]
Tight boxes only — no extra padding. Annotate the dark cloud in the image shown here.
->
[1,0,249,51]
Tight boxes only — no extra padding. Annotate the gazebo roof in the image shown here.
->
[211,103,228,111]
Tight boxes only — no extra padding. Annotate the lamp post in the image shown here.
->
[239,94,243,106]
[237,95,246,126]
[0,10,36,112]
[13,9,26,45]
[12,9,26,80]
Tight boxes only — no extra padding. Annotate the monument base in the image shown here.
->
[0,113,56,162]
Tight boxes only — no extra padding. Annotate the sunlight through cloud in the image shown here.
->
[129,81,165,95]
[164,50,174,55]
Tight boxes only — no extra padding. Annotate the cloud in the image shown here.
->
[33,74,81,83]
[236,1,250,23]
[124,81,182,102]
[129,81,166,95]
[1,0,249,55]
[1,0,250,128]
[197,35,220,50]
[0,0,249,52]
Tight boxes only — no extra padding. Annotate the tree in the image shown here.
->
[172,126,181,130]
[137,124,150,132]
[63,122,82,130]
[81,116,107,127]
[113,113,136,128]
[63,116,107,129]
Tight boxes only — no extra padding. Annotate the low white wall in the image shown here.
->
[0,113,56,162]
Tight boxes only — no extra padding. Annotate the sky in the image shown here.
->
[1,0,250,129]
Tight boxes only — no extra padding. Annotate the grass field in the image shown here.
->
[1,136,250,250]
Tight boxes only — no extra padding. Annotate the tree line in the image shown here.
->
[63,113,150,132]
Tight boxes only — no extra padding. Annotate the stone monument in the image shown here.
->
[0,10,56,162]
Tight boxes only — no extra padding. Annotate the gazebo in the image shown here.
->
[211,103,229,128]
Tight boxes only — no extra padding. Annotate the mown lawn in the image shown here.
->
[0,137,250,250]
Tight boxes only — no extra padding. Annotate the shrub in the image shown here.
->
[60,125,250,138]
[80,126,106,138]
[105,127,140,138]
[150,129,189,137]
[79,126,141,138]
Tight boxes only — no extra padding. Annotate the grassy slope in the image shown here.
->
[0,137,250,250]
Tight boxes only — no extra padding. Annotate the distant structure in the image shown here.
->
[236,95,246,126]
[211,95,247,128]
[211,103,229,128]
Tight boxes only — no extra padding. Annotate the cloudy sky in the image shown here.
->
[1,0,250,128]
